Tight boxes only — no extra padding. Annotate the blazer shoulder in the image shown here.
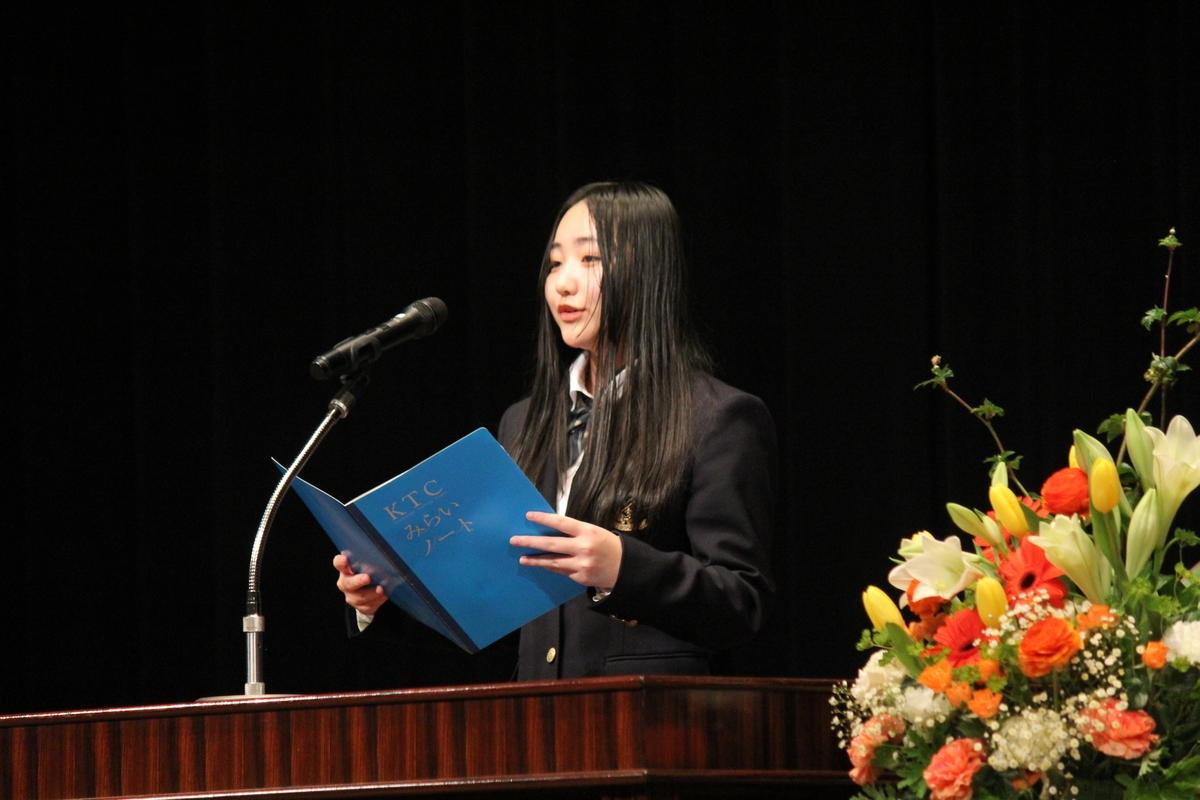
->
[497,396,532,450]
[690,373,773,430]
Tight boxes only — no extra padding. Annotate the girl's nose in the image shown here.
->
[554,262,577,294]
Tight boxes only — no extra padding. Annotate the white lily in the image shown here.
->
[1146,415,1200,525]
[1027,515,1112,605]
[1124,409,1156,489]
[888,534,983,604]
[897,530,935,559]
[1124,488,1163,577]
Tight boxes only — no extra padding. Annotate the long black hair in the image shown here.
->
[511,181,711,530]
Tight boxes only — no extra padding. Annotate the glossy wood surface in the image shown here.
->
[0,676,850,799]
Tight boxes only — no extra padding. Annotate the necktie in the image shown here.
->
[567,395,591,465]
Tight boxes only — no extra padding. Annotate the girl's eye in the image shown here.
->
[549,260,562,270]
[582,254,601,264]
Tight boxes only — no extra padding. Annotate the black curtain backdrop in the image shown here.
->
[10,3,1197,714]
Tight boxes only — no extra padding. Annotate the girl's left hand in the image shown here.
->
[510,510,623,590]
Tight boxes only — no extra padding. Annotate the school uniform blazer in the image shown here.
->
[502,373,776,680]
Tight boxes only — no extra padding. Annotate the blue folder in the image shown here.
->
[283,428,584,652]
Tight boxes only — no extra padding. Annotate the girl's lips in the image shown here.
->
[558,306,583,322]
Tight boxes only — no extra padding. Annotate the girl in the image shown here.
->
[336,181,775,680]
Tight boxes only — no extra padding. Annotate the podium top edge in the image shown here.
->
[1,675,841,727]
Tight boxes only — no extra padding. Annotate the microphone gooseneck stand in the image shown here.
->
[240,370,371,697]
[196,298,447,701]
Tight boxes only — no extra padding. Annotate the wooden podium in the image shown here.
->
[1,676,850,799]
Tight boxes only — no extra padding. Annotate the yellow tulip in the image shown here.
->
[862,586,905,632]
[1090,458,1121,513]
[974,577,1007,628]
[1068,445,1079,470]
[988,485,1028,536]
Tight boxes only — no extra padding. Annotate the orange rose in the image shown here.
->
[919,659,953,693]
[1077,604,1118,631]
[1018,616,1081,678]
[1142,641,1168,670]
[923,738,986,800]
[1079,699,1159,759]
[975,658,1003,684]
[1041,467,1090,516]
[967,687,1002,719]
[944,682,972,708]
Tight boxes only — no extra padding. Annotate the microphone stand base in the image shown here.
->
[194,692,304,702]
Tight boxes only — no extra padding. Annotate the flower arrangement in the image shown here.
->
[834,230,1200,799]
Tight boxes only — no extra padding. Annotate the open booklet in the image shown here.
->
[282,428,584,653]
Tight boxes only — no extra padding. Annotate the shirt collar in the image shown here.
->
[567,352,592,413]
[567,352,627,412]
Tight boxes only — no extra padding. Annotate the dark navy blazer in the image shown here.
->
[504,374,776,680]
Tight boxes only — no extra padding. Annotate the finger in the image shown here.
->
[509,535,576,554]
[332,553,355,574]
[524,510,584,536]
[519,554,575,576]
[338,573,373,592]
[348,586,380,603]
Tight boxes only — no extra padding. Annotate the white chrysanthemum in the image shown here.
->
[895,685,951,725]
[987,708,1073,772]
[850,650,907,711]
[1162,620,1200,665]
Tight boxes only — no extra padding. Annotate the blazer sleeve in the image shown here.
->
[593,387,776,650]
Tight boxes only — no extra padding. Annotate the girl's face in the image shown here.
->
[545,200,603,354]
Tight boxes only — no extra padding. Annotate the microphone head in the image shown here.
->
[407,297,448,337]
[310,298,449,380]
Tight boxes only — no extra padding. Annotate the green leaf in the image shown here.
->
[915,362,955,390]
[983,450,1023,471]
[883,623,923,677]
[1169,527,1198,548]
[1158,230,1182,249]
[1097,412,1127,442]
[1143,306,1167,330]
[971,398,1004,420]
[1168,307,1200,332]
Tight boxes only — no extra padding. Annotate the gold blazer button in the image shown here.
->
[545,647,557,663]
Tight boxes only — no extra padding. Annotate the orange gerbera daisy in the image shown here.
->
[999,541,1067,608]
[934,608,987,668]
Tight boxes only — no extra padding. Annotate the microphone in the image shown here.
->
[310,297,448,380]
